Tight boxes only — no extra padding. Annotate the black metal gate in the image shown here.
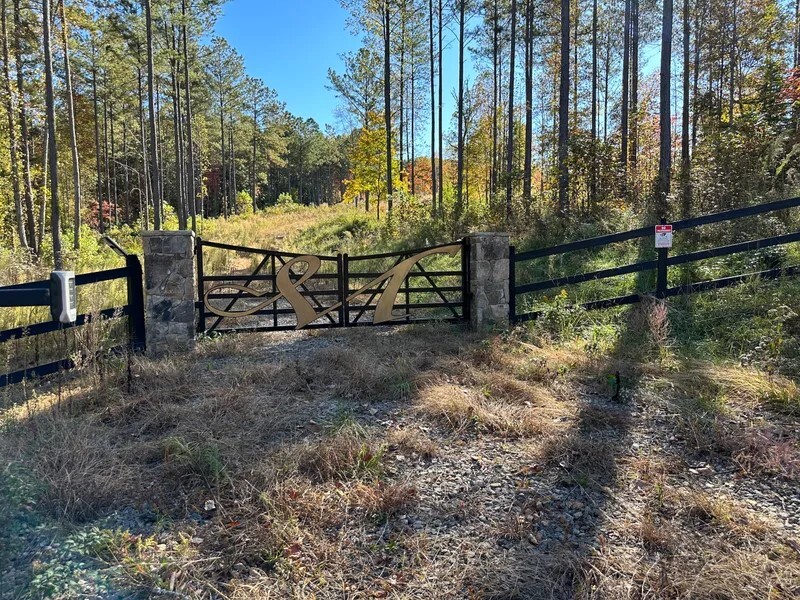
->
[197,238,468,334]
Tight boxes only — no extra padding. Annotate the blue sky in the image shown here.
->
[214,0,362,129]
[214,0,472,133]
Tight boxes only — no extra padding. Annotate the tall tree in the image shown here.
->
[681,0,690,215]
[630,0,639,170]
[1,0,26,248]
[382,0,393,209]
[558,0,570,213]
[181,0,197,230]
[505,0,516,221]
[522,0,533,204]
[456,0,466,217]
[621,0,630,172]
[92,37,104,233]
[590,0,598,206]
[657,0,673,212]
[13,0,35,248]
[58,0,82,249]
[144,0,161,229]
[438,0,443,209]
[43,0,63,268]
[429,0,437,214]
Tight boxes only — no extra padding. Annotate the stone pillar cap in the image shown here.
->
[141,229,196,237]
[464,231,510,238]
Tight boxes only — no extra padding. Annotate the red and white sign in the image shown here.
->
[655,224,673,249]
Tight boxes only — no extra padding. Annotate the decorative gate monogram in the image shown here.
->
[196,239,468,333]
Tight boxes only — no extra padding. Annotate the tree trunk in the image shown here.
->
[572,0,578,128]
[491,0,499,203]
[681,0,691,216]
[505,0,517,222]
[123,120,130,223]
[13,0,35,249]
[630,0,639,170]
[604,37,609,141]
[729,0,736,123]
[155,77,165,220]
[691,7,700,149]
[621,0,630,171]
[103,78,112,226]
[411,55,416,195]
[110,101,119,225]
[137,64,150,227]
[429,0,437,214]
[145,0,161,229]
[170,27,186,229]
[558,0,570,213]
[383,1,393,209]
[456,0,465,218]
[399,9,405,182]
[252,100,258,212]
[182,0,196,229]
[230,125,237,204]
[92,43,104,232]
[523,0,533,204]
[43,0,62,269]
[657,0,673,214]
[1,0,26,249]
[590,0,598,207]
[39,127,47,254]
[437,0,443,211]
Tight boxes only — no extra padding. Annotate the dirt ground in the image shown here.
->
[1,323,799,599]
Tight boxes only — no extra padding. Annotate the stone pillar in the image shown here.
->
[468,232,510,331]
[141,230,196,356]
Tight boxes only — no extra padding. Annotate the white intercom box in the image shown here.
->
[50,271,77,324]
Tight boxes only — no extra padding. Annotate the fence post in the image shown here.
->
[141,230,197,356]
[656,217,669,299]
[126,254,146,352]
[196,237,205,334]
[508,245,516,323]
[337,253,347,327]
[467,232,510,331]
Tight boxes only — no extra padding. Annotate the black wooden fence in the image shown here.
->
[511,196,800,322]
[0,255,145,388]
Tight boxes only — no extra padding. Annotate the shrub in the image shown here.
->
[276,192,295,206]
[235,190,254,215]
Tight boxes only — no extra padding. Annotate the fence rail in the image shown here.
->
[0,255,145,388]
[511,196,800,322]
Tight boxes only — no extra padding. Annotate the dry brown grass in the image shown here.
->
[387,427,438,459]
[2,325,799,599]
[2,412,136,521]
[416,382,558,438]
[586,543,800,600]
[645,361,799,414]
[297,422,385,481]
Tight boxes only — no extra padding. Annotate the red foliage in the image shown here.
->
[85,199,118,229]
[780,67,800,104]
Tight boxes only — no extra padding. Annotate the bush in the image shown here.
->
[276,192,295,207]
[235,190,254,215]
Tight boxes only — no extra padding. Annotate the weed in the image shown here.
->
[297,423,385,481]
[163,436,226,484]
[387,427,438,459]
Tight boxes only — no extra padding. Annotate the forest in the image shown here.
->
[0,0,799,268]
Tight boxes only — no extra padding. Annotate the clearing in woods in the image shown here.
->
[1,207,799,599]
